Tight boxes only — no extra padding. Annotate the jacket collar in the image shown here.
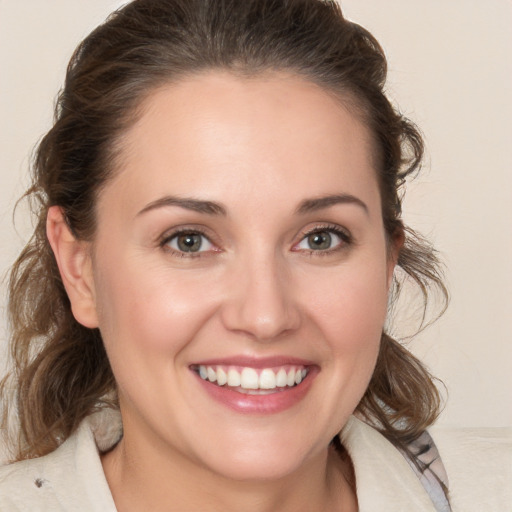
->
[40,411,437,510]
[341,416,437,511]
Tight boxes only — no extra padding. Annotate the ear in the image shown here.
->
[46,206,99,328]
[387,226,405,289]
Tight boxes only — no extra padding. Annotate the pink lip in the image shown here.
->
[190,357,319,415]
[191,355,315,369]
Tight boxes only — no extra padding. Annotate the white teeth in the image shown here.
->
[276,368,288,387]
[240,368,259,389]
[207,366,217,382]
[259,368,276,389]
[197,364,309,391]
[217,367,227,386]
[227,368,241,387]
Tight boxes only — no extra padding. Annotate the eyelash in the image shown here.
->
[159,223,353,258]
[159,227,218,258]
[293,224,353,255]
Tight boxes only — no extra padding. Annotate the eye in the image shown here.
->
[294,226,351,253]
[164,231,214,254]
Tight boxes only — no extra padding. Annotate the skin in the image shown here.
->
[47,71,401,512]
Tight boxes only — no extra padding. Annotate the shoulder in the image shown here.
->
[341,417,443,511]
[0,447,72,511]
[430,424,512,511]
[0,412,119,511]
[342,417,512,512]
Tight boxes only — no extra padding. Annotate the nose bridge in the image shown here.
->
[222,245,300,341]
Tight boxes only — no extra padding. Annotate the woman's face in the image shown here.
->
[87,71,397,480]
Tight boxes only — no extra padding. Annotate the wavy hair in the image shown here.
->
[1,0,447,461]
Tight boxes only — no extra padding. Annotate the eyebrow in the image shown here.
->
[137,193,368,217]
[296,194,369,215]
[137,196,227,216]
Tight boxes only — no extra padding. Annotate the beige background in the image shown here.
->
[1,0,511,430]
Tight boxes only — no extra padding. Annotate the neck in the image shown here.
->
[101,425,357,512]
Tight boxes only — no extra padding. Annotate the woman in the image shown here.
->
[0,0,506,510]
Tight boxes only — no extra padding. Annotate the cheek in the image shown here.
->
[300,258,389,389]
[307,264,389,342]
[93,258,219,358]
[92,263,224,416]
[288,260,389,437]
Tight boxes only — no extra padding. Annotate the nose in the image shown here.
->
[220,253,301,342]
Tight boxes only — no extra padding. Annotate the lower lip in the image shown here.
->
[193,368,318,414]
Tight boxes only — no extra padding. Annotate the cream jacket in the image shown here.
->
[0,410,510,511]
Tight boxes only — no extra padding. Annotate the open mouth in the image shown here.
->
[192,364,309,395]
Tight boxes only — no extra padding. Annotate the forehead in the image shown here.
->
[104,71,379,216]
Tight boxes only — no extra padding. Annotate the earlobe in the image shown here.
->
[46,206,99,328]
[387,227,405,289]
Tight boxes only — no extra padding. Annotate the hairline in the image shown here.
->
[96,66,382,223]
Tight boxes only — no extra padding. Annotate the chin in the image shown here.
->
[206,452,309,482]
[191,427,327,482]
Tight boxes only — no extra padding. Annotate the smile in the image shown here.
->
[191,359,317,413]
[196,365,309,394]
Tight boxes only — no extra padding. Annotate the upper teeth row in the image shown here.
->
[198,365,308,390]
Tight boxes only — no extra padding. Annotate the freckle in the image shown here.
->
[35,478,44,488]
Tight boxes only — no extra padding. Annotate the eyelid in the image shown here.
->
[159,225,221,256]
[157,222,352,257]
[291,223,353,252]
[167,232,214,253]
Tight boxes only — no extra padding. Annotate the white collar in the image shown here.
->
[341,416,437,511]
[31,410,438,510]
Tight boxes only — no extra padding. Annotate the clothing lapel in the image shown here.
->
[341,416,437,512]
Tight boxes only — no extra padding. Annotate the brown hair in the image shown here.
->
[2,0,447,461]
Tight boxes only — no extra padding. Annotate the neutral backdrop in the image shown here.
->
[1,0,511,430]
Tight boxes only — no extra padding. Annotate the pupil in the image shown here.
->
[178,234,202,252]
[308,232,331,250]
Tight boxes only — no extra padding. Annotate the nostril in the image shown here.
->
[220,265,301,340]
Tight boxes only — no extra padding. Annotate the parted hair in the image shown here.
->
[2,0,447,461]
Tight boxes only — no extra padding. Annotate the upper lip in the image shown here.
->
[190,355,315,369]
